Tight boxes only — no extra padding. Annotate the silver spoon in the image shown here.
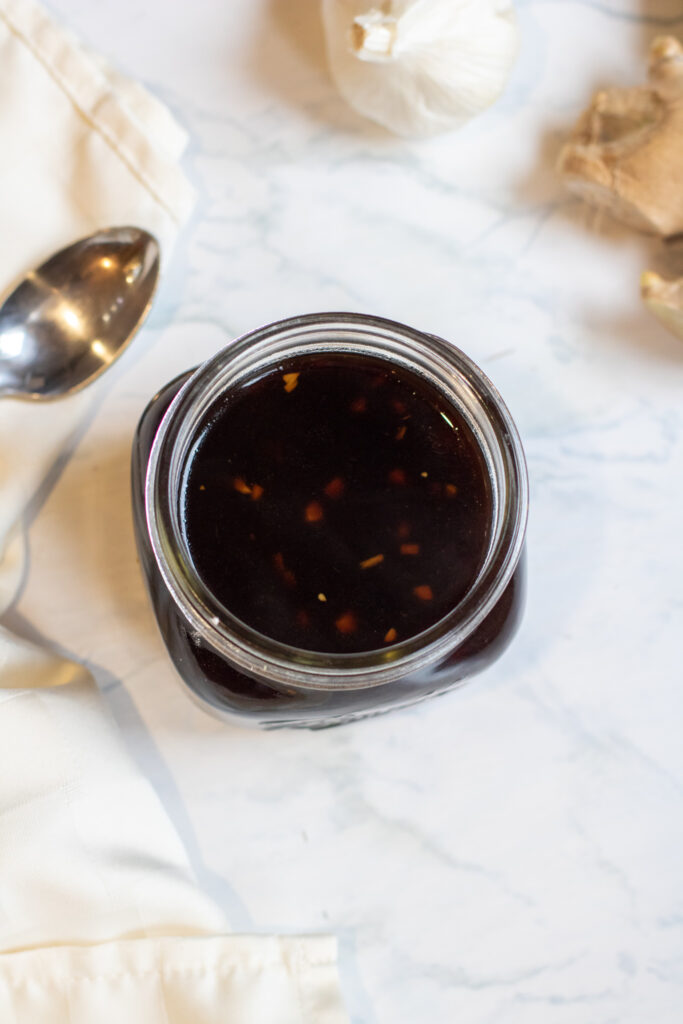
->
[0,226,160,400]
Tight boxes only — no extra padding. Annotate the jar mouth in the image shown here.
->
[145,313,528,690]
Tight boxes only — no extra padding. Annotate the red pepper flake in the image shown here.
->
[273,552,296,587]
[360,553,384,570]
[400,543,420,555]
[384,627,398,644]
[296,609,310,628]
[396,521,411,539]
[388,468,406,486]
[283,372,300,393]
[350,396,367,414]
[335,611,358,634]
[413,585,434,601]
[445,483,458,497]
[305,500,324,523]
[324,476,345,499]
[250,483,264,501]
[395,425,407,441]
[392,399,407,415]
[233,477,252,495]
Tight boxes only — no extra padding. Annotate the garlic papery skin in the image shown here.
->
[322,0,520,138]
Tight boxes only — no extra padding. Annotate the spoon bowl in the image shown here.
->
[0,227,160,399]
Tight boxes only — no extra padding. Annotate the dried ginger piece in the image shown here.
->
[557,36,683,237]
[641,271,683,340]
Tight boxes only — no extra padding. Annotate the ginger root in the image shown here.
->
[641,271,683,340]
[557,36,683,237]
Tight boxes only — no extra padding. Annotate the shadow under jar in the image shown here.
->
[132,313,528,729]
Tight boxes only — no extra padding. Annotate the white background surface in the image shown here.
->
[10,1,683,1020]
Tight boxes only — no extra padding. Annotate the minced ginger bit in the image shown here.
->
[324,476,345,499]
[350,396,367,414]
[413,585,434,601]
[395,425,407,441]
[388,468,406,486]
[250,483,264,501]
[400,543,420,555]
[445,483,458,497]
[199,484,206,491]
[384,627,398,644]
[317,593,327,602]
[335,611,358,634]
[283,372,300,393]
[233,477,252,495]
[305,500,324,523]
[360,553,384,570]
[420,471,428,478]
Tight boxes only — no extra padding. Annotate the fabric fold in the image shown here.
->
[0,0,195,228]
[0,937,349,1023]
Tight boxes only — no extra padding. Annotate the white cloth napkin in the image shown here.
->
[0,0,348,1020]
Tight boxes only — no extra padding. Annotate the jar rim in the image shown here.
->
[145,312,528,690]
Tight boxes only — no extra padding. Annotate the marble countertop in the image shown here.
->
[13,0,683,1020]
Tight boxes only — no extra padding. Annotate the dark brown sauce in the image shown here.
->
[133,364,525,727]
[181,353,492,653]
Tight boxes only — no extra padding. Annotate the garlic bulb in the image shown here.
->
[321,0,519,138]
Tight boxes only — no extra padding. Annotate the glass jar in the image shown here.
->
[132,313,528,728]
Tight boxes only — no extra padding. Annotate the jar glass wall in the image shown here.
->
[132,313,528,728]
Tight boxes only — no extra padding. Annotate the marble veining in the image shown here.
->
[9,0,683,1020]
